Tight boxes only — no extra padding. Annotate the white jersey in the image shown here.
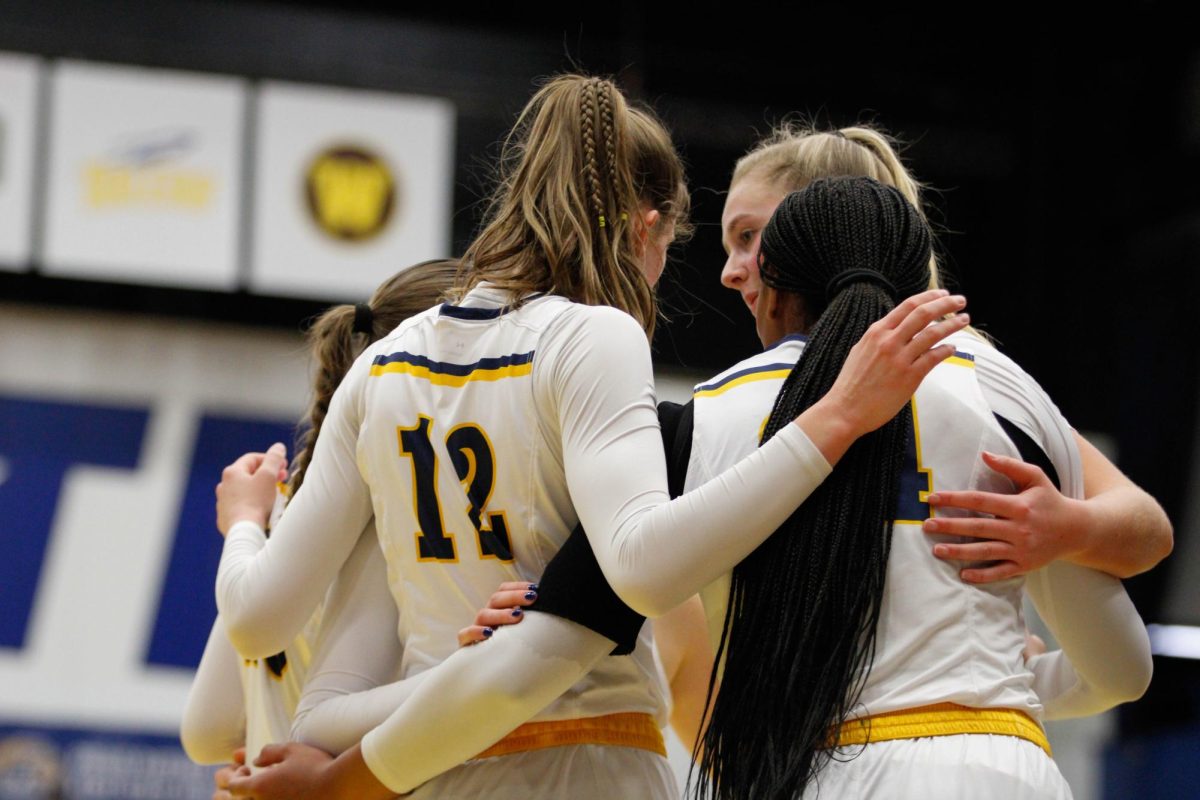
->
[686,331,1078,720]
[237,489,318,763]
[182,488,318,767]
[358,288,668,725]
[238,620,317,763]
[687,333,808,649]
[184,488,402,769]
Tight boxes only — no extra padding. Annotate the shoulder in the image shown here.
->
[547,301,646,338]
[966,335,1065,426]
[537,301,650,367]
[371,303,443,352]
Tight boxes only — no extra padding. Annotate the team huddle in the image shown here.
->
[181,75,1170,799]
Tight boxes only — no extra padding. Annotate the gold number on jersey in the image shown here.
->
[398,416,514,563]
[895,398,934,524]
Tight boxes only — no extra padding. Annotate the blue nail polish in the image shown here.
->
[482,627,494,638]
[512,608,523,617]
[524,591,538,601]
[528,583,539,591]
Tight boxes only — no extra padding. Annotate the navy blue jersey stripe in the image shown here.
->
[439,304,503,320]
[695,361,796,395]
[371,350,535,376]
[439,293,548,321]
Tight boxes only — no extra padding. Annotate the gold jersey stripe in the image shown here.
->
[368,360,533,386]
[694,368,792,398]
[475,712,666,760]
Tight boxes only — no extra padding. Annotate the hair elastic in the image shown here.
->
[825,268,898,302]
[352,302,374,335]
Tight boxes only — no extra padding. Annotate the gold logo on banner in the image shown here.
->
[84,164,214,209]
[305,146,396,242]
[84,130,215,211]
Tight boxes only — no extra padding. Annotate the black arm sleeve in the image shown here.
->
[993,412,1062,491]
[530,523,646,655]
[529,400,697,655]
[657,399,695,500]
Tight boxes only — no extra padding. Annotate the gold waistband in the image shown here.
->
[831,702,1052,756]
[475,712,667,760]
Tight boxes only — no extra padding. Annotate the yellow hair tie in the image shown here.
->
[598,215,606,228]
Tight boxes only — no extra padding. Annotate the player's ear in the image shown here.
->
[637,208,660,245]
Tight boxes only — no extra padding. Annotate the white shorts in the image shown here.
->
[409,744,677,800]
[802,735,1073,800]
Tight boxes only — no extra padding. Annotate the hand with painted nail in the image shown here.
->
[923,451,1086,583]
[457,581,540,647]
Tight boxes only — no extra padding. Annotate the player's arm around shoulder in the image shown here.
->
[1070,431,1172,577]
[926,341,1172,581]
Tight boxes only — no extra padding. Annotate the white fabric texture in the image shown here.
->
[289,519,404,753]
[407,740,679,800]
[800,735,1073,800]
[180,616,248,765]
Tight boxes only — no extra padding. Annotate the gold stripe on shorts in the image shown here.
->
[831,702,1052,756]
[475,712,667,759]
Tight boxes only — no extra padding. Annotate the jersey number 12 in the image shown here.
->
[398,415,514,563]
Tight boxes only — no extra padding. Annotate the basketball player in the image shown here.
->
[694,177,1150,798]
[718,125,1171,578]
[180,261,458,794]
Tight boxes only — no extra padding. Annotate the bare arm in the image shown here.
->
[1069,431,1173,576]
[653,595,715,753]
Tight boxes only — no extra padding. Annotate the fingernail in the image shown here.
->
[524,591,538,601]
[512,608,523,617]
[958,313,970,323]
[926,493,941,504]
[933,544,948,556]
[528,583,539,591]
[482,627,494,638]
[925,519,940,532]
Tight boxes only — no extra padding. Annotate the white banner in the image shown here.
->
[0,52,40,271]
[41,61,245,289]
[249,81,455,301]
